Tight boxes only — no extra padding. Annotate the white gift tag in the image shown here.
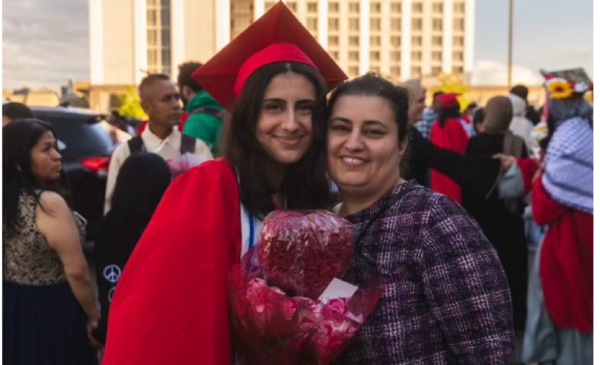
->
[318,278,359,303]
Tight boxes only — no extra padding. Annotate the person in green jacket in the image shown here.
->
[178,61,225,156]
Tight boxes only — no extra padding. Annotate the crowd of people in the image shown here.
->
[3,2,593,365]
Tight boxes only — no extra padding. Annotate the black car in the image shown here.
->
[32,106,131,241]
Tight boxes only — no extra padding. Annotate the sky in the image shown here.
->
[2,0,594,91]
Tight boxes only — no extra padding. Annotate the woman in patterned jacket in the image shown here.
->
[328,74,516,365]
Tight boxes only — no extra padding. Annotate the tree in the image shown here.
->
[116,86,147,119]
[430,73,473,112]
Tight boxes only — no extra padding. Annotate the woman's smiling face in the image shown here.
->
[327,95,406,198]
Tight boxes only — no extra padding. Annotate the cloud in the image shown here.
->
[2,0,89,91]
[470,60,544,86]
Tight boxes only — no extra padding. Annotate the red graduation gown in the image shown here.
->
[532,177,593,333]
[430,118,469,203]
[102,158,242,365]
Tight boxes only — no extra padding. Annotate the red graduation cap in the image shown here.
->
[192,1,347,109]
[436,92,461,109]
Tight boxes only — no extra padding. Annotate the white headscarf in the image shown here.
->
[507,93,534,153]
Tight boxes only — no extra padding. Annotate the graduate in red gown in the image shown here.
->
[101,3,347,364]
[513,75,593,363]
[430,93,469,203]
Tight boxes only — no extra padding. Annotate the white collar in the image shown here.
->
[141,125,180,151]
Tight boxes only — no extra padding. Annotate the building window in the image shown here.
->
[349,51,359,61]
[433,2,443,13]
[349,2,360,13]
[432,66,442,75]
[391,17,402,31]
[412,2,423,13]
[286,2,297,12]
[330,50,339,60]
[453,51,463,61]
[349,35,360,46]
[412,18,422,31]
[307,2,317,12]
[307,17,318,32]
[391,2,402,13]
[147,29,158,45]
[453,36,464,46]
[329,36,339,46]
[370,2,381,13]
[370,51,381,62]
[432,18,443,31]
[453,18,464,31]
[411,66,421,77]
[453,66,464,74]
[411,51,422,61]
[349,66,360,76]
[391,66,401,76]
[391,51,401,61]
[349,18,360,31]
[370,36,381,46]
[147,0,157,5]
[432,36,443,46]
[329,18,339,31]
[328,2,339,13]
[147,49,158,65]
[454,2,465,13]
[370,18,381,31]
[391,36,401,47]
[432,51,443,61]
[147,9,157,26]
[161,29,171,46]
[412,36,422,46]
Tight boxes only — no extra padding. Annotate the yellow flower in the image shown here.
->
[548,80,574,99]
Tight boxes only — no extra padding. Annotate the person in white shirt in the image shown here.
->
[105,74,213,213]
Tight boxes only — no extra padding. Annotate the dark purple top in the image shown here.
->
[335,181,515,365]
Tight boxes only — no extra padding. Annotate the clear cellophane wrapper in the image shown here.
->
[229,210,383,365]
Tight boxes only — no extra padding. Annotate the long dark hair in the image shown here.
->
[3,119,61,233]
[0,119,59,273]
[223,62,330,218]
[438,105,461,127]
[327,73,411,143]
[110,152,172,220]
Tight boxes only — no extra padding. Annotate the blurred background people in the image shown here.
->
[178,61,225,157]
[429,93,469,203]
[3,101,36,126]
[416,90,443,139]
[472,107,486,134]
[3,119,99,364]
[507,93,535,153]
[510,85,541,125]
[463,96,529,334]
[92,152,172,346]
[522,78,593,365]
[104,73,212,213]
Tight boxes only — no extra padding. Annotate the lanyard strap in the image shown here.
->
[248,211,256,250]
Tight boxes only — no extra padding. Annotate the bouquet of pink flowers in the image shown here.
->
[229,210,383,365]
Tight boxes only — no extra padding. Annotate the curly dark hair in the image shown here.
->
[177,61,203,93]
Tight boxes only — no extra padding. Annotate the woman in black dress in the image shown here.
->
[3,119,99,365]
[462,96,529,332]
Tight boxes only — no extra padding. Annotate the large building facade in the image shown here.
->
[89,0,474,109]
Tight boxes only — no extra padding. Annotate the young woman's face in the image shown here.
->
[327,95,406,198]
[256,72,316,165]
[30,131,62,184]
